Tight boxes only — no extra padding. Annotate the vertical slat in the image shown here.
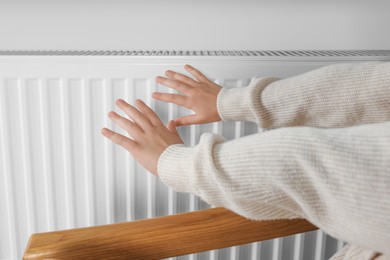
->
[272,238,283,260]
[60,79,75,228]
[0,79,19,259]
[251,242,259,260]
[188,124,197,260]
[146,80,156,219]
[234,80,244,139]
[337,240,345,251]
[82,79,96,226]
[103,78,114,224]
[124,78,136,221]
[166,80,177,260]
[257,124,265,260]
[17,79,36,235]
[189,124,198,210]
[188,121,197,260]
[230,79,243,260]
[212,80,222,137]
[234,121,242,139]
[209,249,217,260]
[209,79,222,260]
[167,85,177,216]
[230,246,239,260]
[293,233,304,260]
[39,79,56,231]
[314,230,326,260]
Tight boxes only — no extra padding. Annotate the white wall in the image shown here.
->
[0,0,389,51]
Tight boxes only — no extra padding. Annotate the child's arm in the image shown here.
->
[158,121,390,256]
[154,62,390,128]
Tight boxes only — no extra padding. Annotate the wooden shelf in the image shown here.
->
[23,207,317,259]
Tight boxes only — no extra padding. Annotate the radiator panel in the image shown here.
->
[0,54,388,260]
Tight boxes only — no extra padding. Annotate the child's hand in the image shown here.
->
[153,64,222,127]
[101,99,184,176]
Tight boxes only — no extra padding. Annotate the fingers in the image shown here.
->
[116,99,152,130]
[152,92,189,108]
[165,70,199,86]
[167,120,179,135]
[108,111,143,137]
[156,76,192,94]
[134,99,163,126]
[175,114,199,126]
[101,128,137,151]
[184,64,210,83]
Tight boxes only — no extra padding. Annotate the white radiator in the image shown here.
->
[1,50,389,260]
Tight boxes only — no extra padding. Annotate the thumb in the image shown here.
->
[167,120,179,135]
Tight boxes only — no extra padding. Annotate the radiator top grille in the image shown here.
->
[1,49,390,57]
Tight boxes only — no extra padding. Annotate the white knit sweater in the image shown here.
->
[157,62,390,259]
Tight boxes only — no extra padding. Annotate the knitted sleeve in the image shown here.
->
[158,62,390,258]
[217,62,390,128]
[158,121,390,255]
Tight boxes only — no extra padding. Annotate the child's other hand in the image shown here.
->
[101,99,183,176]
[153,64,222,127]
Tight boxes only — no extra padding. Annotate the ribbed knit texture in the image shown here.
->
[330,244,378,260]
[158,62,390,259]
[218,62,390,128]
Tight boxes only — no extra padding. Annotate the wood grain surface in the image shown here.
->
[23,207,317,259]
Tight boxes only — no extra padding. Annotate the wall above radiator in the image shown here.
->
[0,1,389,50]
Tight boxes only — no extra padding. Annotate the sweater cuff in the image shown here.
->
[157,144,200,195]
[217,86,253,122]
[217,77,279,123]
